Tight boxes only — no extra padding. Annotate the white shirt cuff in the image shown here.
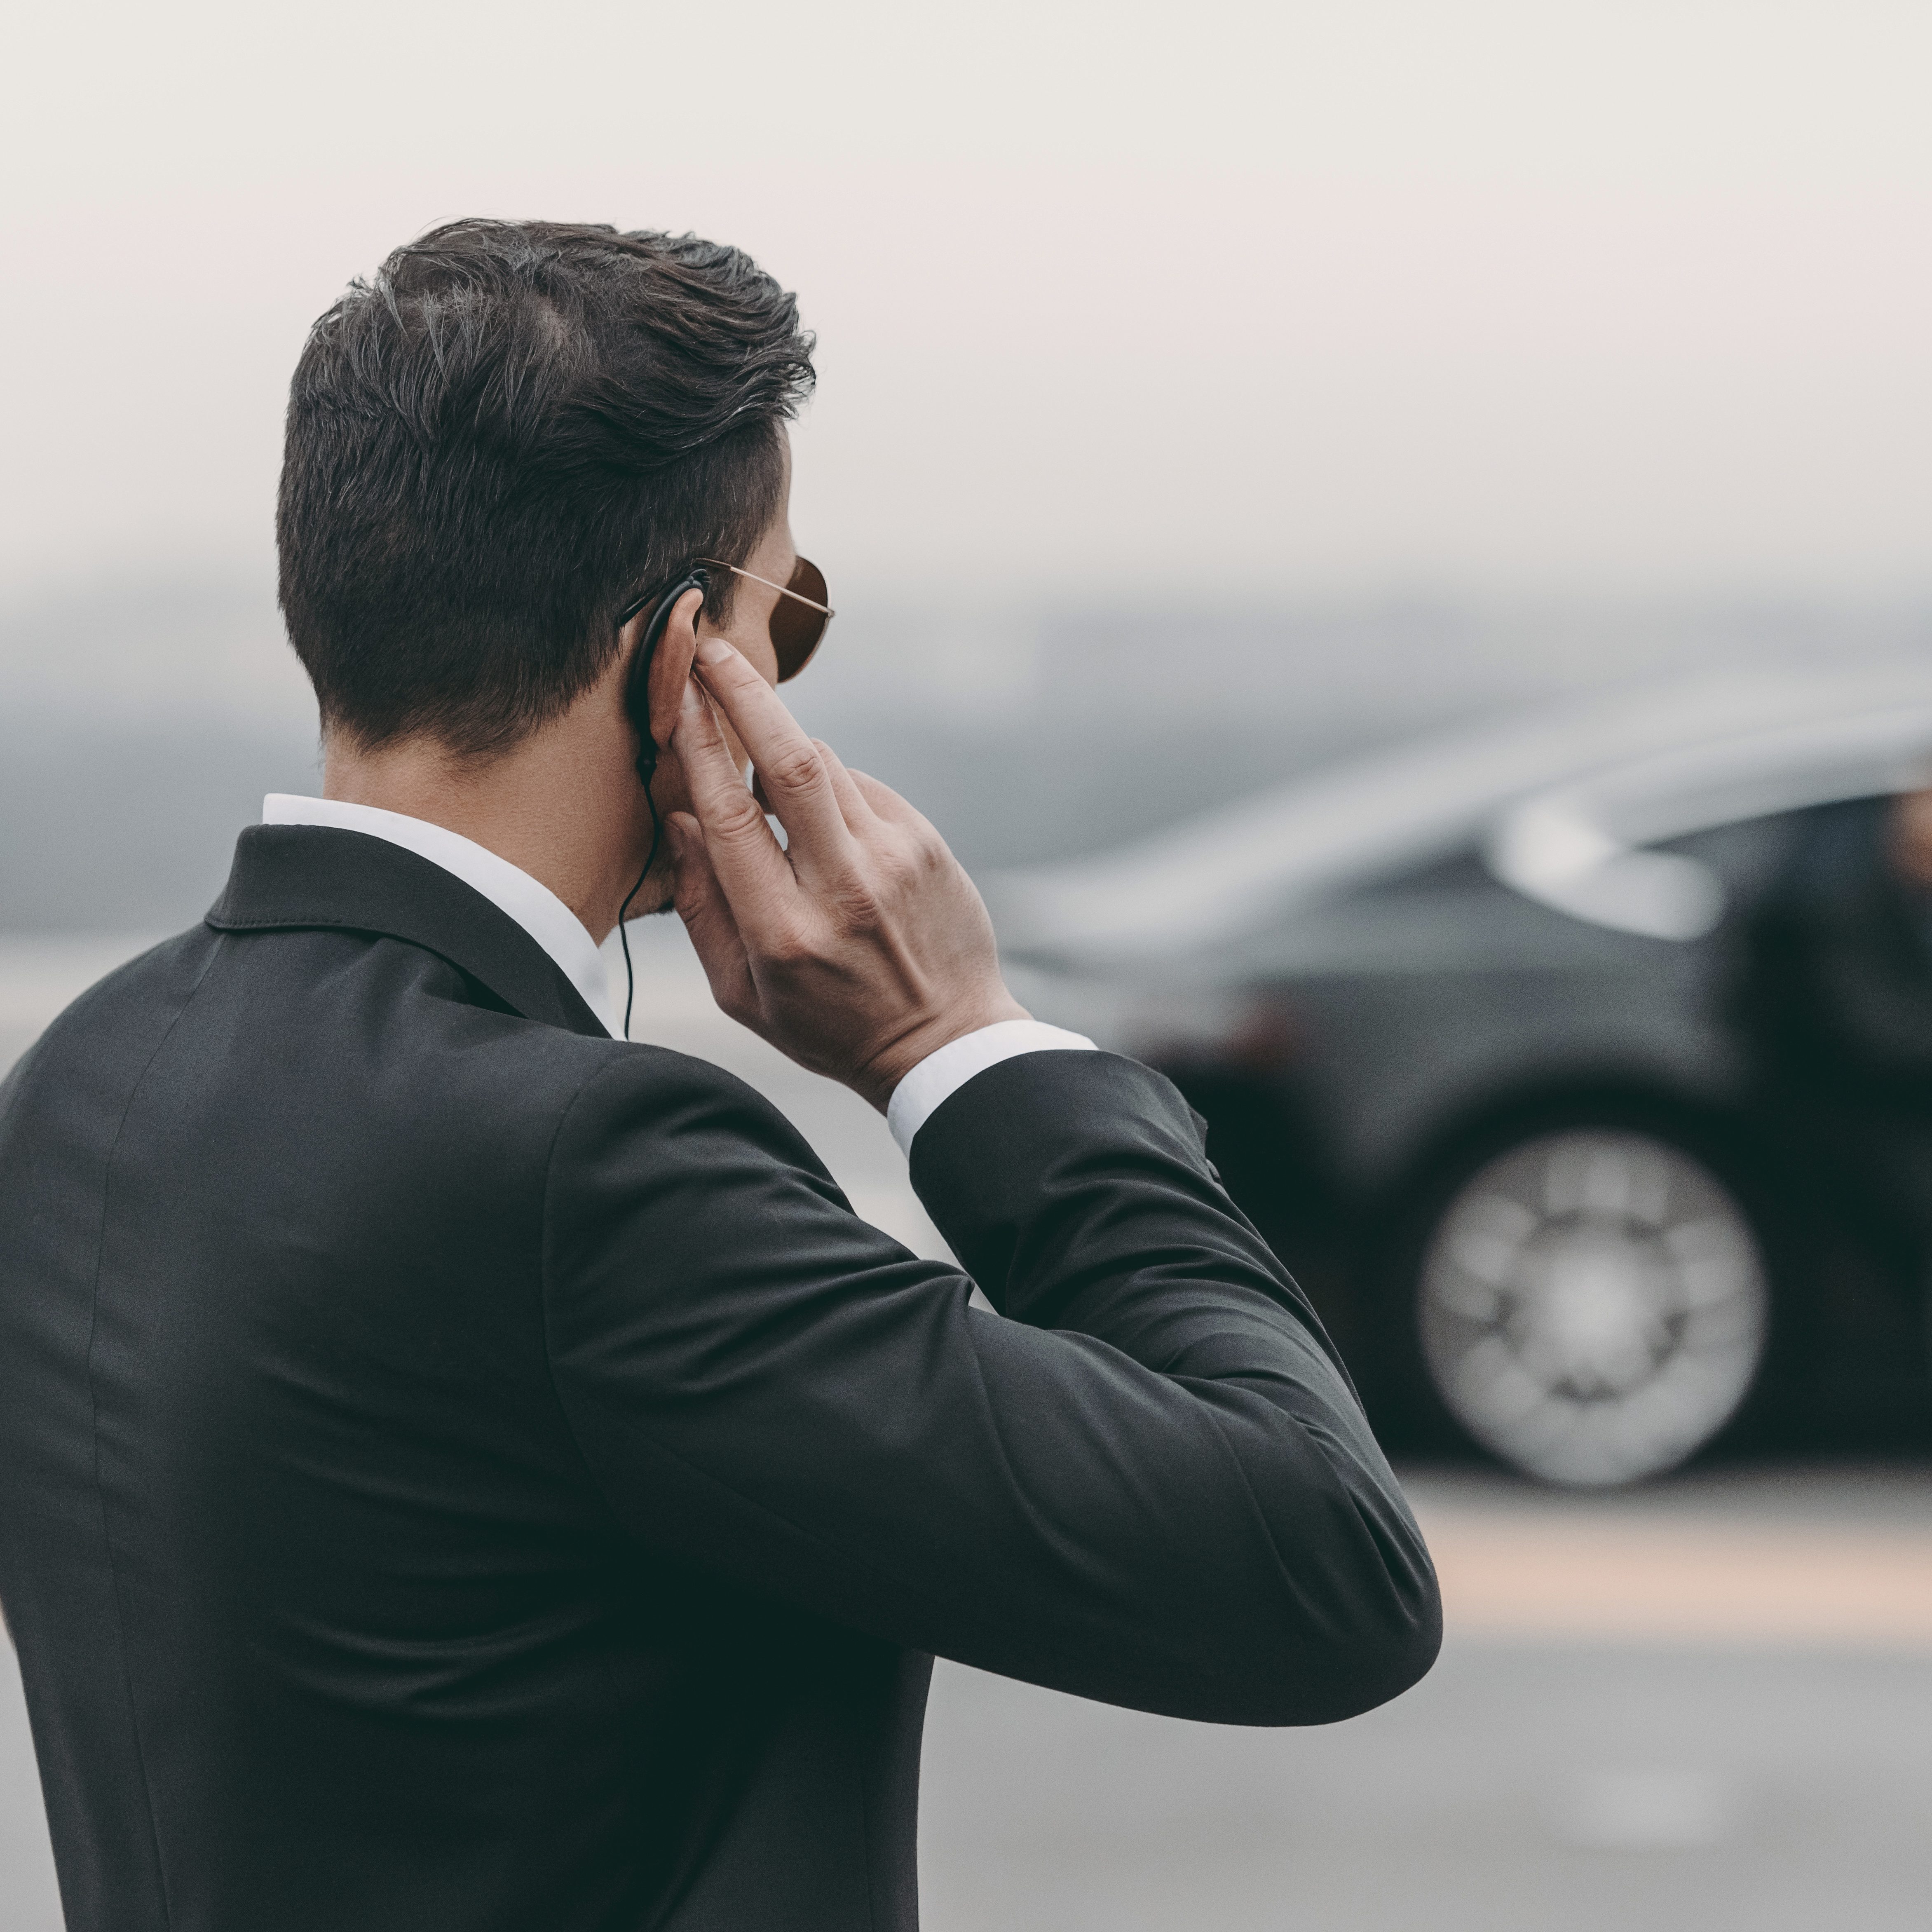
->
[886,1020,1097,1155]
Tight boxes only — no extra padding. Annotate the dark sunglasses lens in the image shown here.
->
[771,556,830,682]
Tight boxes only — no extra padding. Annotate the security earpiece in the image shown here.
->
[622,567,710,786]
[614,565,710,1040]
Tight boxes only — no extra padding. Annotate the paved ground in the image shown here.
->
[4,933,1930,1928]
[919,1620,1932,1932]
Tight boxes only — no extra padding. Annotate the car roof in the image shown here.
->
[988,657,1932,964]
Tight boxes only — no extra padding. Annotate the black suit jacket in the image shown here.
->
[1742,795,1932,1099]
[0,826,1438,1932]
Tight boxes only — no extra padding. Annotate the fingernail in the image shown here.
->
[695,636,734,666]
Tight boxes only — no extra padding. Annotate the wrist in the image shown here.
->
[853,990,1032,1114]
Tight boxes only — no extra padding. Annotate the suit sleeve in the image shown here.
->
[541,1046,1439,1725]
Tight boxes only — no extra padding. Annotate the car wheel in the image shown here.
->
[1415,1126,1770,1487]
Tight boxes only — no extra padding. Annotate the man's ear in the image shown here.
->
[623,585,704,761]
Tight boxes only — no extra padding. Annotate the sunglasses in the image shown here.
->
[616,556,834,683]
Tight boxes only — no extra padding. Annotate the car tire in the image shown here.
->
[1404,1123,1773,1487]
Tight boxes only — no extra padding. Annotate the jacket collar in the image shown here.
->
[206,825,611,1041]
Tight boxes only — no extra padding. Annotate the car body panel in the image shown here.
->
[992,661,1932,1465]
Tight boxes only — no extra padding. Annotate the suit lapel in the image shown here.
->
[206,825,610,1040]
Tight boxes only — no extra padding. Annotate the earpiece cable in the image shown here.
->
[616,783,661,1042]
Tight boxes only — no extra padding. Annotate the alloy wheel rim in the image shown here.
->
[1418,1129,1768,1486]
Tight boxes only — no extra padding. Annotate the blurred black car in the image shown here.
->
[990,664,1932,1486]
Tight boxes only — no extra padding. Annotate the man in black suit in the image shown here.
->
[1741,788,1932,1298]
[0,219,1438,1932]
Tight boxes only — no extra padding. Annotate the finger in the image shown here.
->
[811,739,878,833]
[667,814,759,1025]
[672,671,797,918]
[692,638,860,889]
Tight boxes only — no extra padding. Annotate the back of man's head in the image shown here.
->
[277,218,815,757]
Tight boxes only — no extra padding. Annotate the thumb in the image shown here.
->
[669,814,758,1025]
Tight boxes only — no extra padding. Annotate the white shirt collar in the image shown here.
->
[261,795,615,1037]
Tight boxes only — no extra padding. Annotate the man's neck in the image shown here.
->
[321,714,649,944]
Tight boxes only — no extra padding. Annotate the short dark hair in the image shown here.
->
[276,218,816,755]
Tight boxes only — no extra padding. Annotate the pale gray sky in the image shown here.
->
[4,0,1929,604]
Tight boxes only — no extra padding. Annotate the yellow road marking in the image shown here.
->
[1416,1508,1932,1648]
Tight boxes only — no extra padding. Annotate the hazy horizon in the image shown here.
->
[5,568,1926,932]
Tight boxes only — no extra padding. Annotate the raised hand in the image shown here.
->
[666,636,1029,1110]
